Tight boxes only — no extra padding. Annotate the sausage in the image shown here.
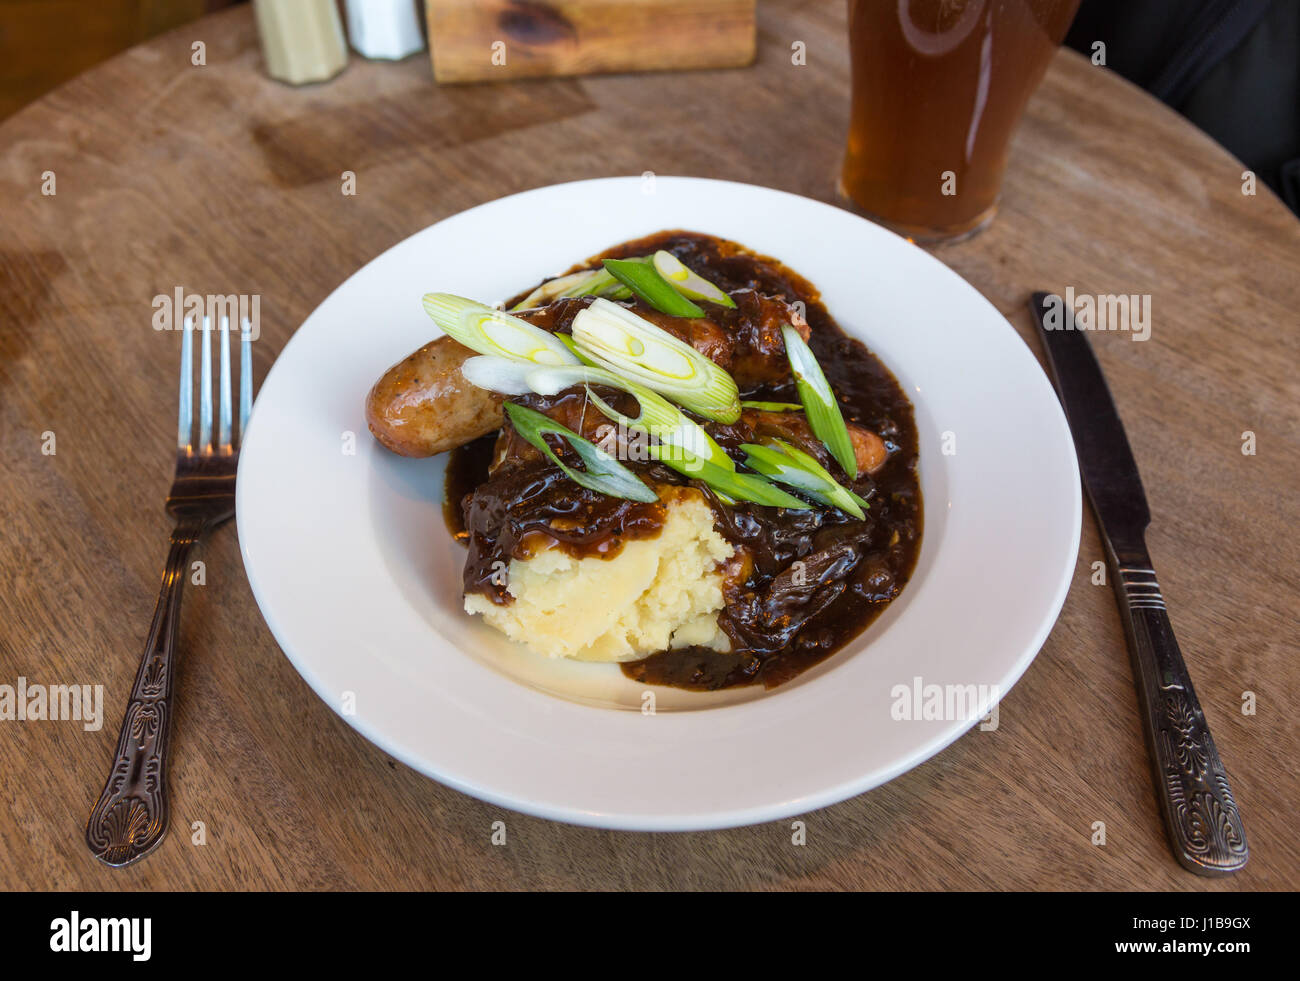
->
[366,293,815,459]
[364,338,502,457]
[847,425,889,474]
[745,410,889,475]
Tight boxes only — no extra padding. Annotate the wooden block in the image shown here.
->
[426,0,756,83]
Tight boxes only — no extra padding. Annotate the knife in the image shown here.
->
[1029,292,1248,876]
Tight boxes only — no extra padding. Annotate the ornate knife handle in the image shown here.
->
[86,521,200,867]
[1111,554,1248,875]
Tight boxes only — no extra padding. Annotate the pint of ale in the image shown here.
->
[841,0,1081,241]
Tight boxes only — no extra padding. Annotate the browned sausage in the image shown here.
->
[366,294,815,459]
[745,410,889,475]
[847,425,888,474]
[365,338,503,457]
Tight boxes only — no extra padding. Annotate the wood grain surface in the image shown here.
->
[427,0,756,82]
[0,2,1296,891]
[0,0,240,121]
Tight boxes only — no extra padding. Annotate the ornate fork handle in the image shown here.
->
[1112,552,1249,875]
[86,518,203,867]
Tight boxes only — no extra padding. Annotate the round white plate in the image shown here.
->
[237,177,1080,830]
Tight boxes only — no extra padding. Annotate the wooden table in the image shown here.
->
[1,2,1296,892]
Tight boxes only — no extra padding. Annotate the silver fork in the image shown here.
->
[86,315,253,867]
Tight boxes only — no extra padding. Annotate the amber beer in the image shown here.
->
[842,0,1080,240]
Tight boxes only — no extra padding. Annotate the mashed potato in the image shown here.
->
[464,487,734,661]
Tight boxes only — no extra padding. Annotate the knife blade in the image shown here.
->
[1029,292,1248,876]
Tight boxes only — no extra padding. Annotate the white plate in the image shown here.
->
[237,177,1080,830]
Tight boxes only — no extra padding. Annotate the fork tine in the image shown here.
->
[198,315,213,452]
[218,315,233,451]
[177,317,193,452]
[239,317,252,441]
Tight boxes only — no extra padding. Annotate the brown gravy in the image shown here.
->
[444,231,922,691]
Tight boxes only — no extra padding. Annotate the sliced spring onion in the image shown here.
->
[730,472,812,509]
[509,269,601,311]
[652,250,736,308]
[740,400,804,412]
[646,443,809,509]
[571,298,740,423]
[522,364,733,471]
[554,333,601,366]
[460,355,534,395]
[463,356,806,507]
[563,267,628,299]
[508,267,634,311]
[423,293,579,366]
[742,438,866,519]
[563,376,804,507]
[781,324,857,479]
[503,402,657,503]
[602,258,705,318]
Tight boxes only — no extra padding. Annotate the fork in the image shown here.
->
[86,315,252,867]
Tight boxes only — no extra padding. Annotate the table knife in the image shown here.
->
[1029,292,1248,876]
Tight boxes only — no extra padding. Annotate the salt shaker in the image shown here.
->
[253,0,349,85]
[344,0,427,61]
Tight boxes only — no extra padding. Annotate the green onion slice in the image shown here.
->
[564,267,630,300]
[508,267,634,311]
[740,400,804,412]
[554,333,601,366]
[602,258,705,318]
[423,293,579,366]
[571,298,740,423]
[503,402,657,503]
[460,355,533,394]
[509,270,599,311]
[463,357,809,508]
[559,375,805,508]
[644,444,810,509]
[652,250,736,308]
[528,365,802,508]
[742,438,865,519]
[781,324,857,479]
[522,364,733,471]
